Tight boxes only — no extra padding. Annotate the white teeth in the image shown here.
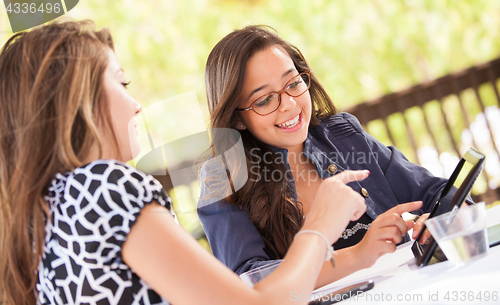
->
[278,114,300,128]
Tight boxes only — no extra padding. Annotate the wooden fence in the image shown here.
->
[345,57,500,205]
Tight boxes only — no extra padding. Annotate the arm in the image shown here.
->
[347,120,473,241]
[197,161,278,275]
[307,114,445,284]
[123,171,369,305]
[313,201,423,287]
[342,112,449,214]
[123,202,324,305]
[342,113,461,242]
[197,183,375,289]
[197,199,278,274]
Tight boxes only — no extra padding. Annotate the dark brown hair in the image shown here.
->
[0,20,117,305]
[205,25,337,258]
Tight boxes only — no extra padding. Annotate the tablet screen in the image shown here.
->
[412,148,485,267]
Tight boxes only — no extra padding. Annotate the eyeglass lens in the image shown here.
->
[252,73,310,115]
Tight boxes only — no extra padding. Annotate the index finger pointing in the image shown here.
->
[386,201,423,216]
[332,170,370,184]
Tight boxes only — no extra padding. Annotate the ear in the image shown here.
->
[235,120,247,130]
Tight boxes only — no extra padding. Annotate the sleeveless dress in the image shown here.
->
[37,160,174,304]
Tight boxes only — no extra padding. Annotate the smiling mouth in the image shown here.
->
[276,113,301,129]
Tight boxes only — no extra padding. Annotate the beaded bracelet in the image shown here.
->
[294,230,338,268]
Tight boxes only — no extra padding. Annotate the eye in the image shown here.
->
[255,95,272,107]
[287,79,302,89]
[121,81,131,89]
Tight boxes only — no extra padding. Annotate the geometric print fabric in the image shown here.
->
[36,160,173,304]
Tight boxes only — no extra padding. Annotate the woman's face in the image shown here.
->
[102,48,142,162]
[237,45,312,153]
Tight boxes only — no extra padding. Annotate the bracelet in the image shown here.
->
[294,230,338,268]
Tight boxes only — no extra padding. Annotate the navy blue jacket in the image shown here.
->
[197,113,453,275]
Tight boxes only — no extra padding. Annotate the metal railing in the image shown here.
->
[346,57,500,204]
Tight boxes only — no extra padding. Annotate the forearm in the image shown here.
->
[313,200,425,289]
[126,203,337,305]
[253,232,330,304]
[254,210,361,304]
[314,246,361,288]
[197,200,276,274]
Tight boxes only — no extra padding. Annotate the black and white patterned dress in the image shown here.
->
[36,160,174,304]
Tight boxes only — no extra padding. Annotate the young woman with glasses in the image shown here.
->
[198,25,457,288]
[0,20,369,305]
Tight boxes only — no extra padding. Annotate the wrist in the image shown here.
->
[341,245,365,272]
[294,230,337,267]
[349,242,372,270]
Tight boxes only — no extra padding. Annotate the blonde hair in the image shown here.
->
[0,20,118,305]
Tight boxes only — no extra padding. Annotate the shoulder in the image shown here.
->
[198,156,235,211]
[76,159,151,180]
[58,159,171,210]
[316,112,365,137]
[199,156,225,179]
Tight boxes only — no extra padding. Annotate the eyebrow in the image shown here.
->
[247,68,296,100]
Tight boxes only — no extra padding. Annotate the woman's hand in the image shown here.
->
[411,213,431,244]
[304,170,369,244]
[352,201,423,269]
[412,200,470,244]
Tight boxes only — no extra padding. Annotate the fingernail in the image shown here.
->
[365,170,370,175]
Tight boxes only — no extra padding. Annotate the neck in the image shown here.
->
[286,143,307,168]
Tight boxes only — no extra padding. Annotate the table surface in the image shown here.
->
[359,244,500,305]
[314,205,500,305]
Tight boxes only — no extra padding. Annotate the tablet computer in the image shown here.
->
[412,148,485,267]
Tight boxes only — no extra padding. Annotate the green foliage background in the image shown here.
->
[3,0,499,114]
[1,0,500,242]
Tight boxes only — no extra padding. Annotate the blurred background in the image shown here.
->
[1,0,499,249]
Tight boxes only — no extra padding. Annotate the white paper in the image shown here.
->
[314,242,414,293]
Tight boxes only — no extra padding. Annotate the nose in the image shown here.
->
[134,100,142,114]
[278,92,296,112]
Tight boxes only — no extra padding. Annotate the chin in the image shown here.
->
[130,141,141,160]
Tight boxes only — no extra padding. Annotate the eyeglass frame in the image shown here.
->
[235,70,312,116]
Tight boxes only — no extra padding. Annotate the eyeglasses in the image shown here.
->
[236,71,311,116]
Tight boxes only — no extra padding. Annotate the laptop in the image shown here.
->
[412,148,486,267]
